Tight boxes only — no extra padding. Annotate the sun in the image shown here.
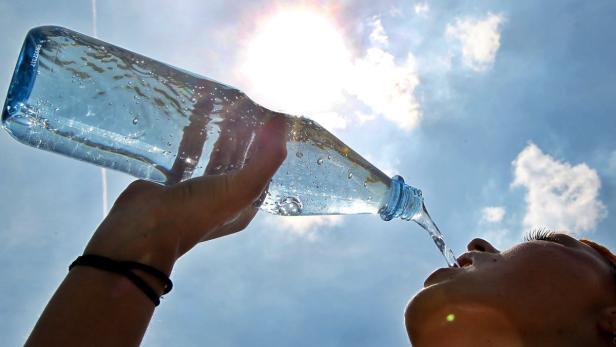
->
[240,8,351,115]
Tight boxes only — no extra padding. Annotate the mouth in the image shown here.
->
[423,252,475,287]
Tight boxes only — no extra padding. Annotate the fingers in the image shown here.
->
[165,116,287,227]
[230,115,287,204]
[205,96,261,175]
[201,206,259,242]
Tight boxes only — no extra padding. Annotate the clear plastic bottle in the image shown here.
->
[2,26,458,266]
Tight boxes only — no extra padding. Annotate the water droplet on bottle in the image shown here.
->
[347,171,353,179]
[132,117,139,125]
[316,158,324,165]
[296,151,303,158]
[277,197,303,216]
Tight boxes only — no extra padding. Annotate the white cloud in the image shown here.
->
[264,215,343,240]
[344,18,420,130]
[414,3,429,15]
[511,143,607,235]
[480,206,506,223]
[355,111,377,125]
[310,111,348,132]
[446,13,504,71]
[368,17,389,47]
[477,207,512,249]
[346,47,421,130]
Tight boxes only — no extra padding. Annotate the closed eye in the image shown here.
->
[523,229,580,248]
[523,228,559,242]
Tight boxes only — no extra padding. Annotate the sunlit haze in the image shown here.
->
[241,8,350,115]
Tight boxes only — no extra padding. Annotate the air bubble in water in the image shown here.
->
[277,197,303,216]
[132,117,139,125]
[347,171,353,179]
[316,158,324,165]
[296,151,303,158]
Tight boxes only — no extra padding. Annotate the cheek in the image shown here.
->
[491,248,594,313]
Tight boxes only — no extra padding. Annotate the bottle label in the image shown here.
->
[30,44,42,68]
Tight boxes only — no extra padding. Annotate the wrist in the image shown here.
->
[84,222,179,276]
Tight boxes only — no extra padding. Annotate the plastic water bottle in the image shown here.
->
[2,26,458,267]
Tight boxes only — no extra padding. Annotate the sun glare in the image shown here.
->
[240,9,350,115]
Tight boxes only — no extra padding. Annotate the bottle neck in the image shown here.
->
[379,175,424,221]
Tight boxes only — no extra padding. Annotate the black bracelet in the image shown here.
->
[69,255,173,306]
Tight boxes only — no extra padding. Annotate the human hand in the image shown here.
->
[83,116,287,274]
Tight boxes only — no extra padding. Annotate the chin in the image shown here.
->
[404,289,432,343]
[404,282,460,343]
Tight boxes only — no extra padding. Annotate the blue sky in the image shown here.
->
[1,0,615,346]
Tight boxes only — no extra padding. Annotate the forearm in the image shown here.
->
[25,264,169,347]
[24,117,286,346]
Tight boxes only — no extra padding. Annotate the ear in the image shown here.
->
[598,306,616,334]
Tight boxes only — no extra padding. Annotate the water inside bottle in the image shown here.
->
[2,26,392,218]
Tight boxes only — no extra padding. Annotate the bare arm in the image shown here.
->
[25,117,287,347]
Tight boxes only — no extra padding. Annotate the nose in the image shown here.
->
[467,238,499,253]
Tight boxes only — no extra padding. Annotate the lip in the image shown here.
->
[423,252,477,288]
[423,267,463,287]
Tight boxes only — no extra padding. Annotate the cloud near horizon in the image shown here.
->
[263,214,344,240]
[511,143,607,235]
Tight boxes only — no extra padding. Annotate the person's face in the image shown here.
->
[405,233,616,346]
